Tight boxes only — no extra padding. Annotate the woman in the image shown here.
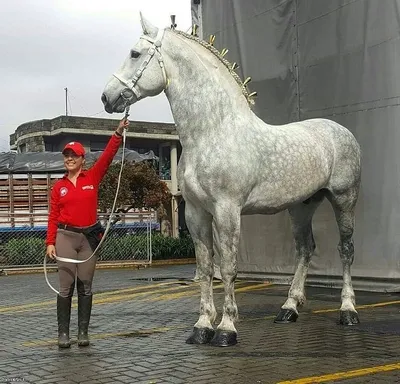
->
[46,118,129,348]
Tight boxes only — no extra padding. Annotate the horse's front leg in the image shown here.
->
[210,204,241,347]
[185,201,216,345]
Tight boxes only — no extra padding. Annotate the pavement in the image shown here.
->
[1,264,400,384]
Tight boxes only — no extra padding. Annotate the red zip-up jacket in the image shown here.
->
[46,134,122,245]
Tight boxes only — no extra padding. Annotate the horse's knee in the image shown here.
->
[196,269,214,282]
[220,262,237,283]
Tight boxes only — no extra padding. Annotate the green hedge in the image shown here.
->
[3,233,195,265]
[99,234,148,261]
[151,233,195,260]
[99,233,194,261]
[5,238,47,266]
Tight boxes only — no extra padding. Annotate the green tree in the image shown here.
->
[98,161,171,218]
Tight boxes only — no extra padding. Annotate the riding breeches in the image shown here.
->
[55,229,97,298]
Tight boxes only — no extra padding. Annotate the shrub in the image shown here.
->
[151,234,195,260]
[99,234,149,261]
[99,233,195,261]
[5,237,46,266]
[2,232,195,266]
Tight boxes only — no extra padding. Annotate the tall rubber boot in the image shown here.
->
[77,294,92,347]
[57,295,71,348]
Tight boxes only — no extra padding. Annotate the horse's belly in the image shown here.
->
[242,181,326,215]
[242,204,285,215]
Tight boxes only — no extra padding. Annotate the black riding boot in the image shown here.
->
[57,295,71,348]
[77,294,93,346]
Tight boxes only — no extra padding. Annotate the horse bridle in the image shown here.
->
[112,28,168,101]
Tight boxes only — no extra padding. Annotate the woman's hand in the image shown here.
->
[116,119,130,136]
[46,245,56,260]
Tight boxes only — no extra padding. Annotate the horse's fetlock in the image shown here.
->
[289,290,306,305]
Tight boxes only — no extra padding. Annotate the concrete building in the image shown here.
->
[9,115,182,237]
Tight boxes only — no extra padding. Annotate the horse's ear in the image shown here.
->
[139,12,158,37]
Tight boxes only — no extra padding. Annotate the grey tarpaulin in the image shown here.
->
[0,149,157,173]
[195,0,400,291]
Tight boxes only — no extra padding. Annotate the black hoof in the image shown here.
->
[186,327,215,344]
[339,310,360,325]
[274,308,298,324]
[209,329,237,347]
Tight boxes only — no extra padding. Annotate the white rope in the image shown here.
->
[44,108,129,295]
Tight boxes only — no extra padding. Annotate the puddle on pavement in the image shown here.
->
[119,330,166,338]
[129,277,193,285]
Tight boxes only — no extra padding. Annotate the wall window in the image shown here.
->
[44,143,53,152]
[90,141,107,151]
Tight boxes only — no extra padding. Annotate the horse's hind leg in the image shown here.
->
[328,187,360,325]
[185,200,217,344]
[275,190,325,323]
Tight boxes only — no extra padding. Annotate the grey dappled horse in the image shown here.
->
[101,14,362,347]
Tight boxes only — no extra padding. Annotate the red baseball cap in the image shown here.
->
[62,141,85,157]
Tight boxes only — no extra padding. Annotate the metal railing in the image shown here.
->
[0,211,158,269]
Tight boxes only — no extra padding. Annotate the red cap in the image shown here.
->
[62,141,85,156]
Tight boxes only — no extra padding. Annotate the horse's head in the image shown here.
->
[101,13,168,114]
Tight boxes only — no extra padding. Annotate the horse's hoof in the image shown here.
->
[274,308,298,324]
[186,327,215,344]
[339,310,360,325]
[209,329,237,347]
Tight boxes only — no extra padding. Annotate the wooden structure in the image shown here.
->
[0,173,62,228]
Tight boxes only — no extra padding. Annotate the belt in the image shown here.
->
[58,223,93,234]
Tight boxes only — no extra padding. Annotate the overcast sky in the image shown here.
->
[0,0,192,151]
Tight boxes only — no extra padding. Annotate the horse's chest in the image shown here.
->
[179,167,208,194]
[178,160,221,201]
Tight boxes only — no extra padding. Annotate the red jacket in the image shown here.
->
[46,134,122,245]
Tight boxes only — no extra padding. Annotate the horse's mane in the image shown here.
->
[172,29,256,107]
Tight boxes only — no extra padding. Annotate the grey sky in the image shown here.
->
[0,0,192,151]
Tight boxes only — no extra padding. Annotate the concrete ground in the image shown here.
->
[1,264,400,384]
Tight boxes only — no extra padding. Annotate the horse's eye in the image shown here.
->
[130,50,140,59]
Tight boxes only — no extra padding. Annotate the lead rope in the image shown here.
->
[44,106,130,295]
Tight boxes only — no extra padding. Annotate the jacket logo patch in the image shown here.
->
[60,187,68,197]
[82,185,94,190]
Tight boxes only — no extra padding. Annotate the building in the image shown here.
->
[7,115,182,237]
[10,115,177,153]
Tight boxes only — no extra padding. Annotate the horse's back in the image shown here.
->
[261,117,361,195]
[281,117,360,162]
[283,118,358,145]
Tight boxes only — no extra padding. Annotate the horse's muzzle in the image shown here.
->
[101,93,114,114]
[101,92,135,114]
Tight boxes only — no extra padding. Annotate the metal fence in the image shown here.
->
[0,212,159,269]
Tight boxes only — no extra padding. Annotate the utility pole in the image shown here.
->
[64,87,68,116]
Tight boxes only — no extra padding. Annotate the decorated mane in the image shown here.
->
[172,28,257,107]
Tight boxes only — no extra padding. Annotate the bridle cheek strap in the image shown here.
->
[112,28,167,101]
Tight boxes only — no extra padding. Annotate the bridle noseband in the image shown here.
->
[112,28,168,101]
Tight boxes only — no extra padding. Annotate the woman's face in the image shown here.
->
[63,149,84,173]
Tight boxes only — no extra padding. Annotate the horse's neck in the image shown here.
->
[163,32,254,148]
